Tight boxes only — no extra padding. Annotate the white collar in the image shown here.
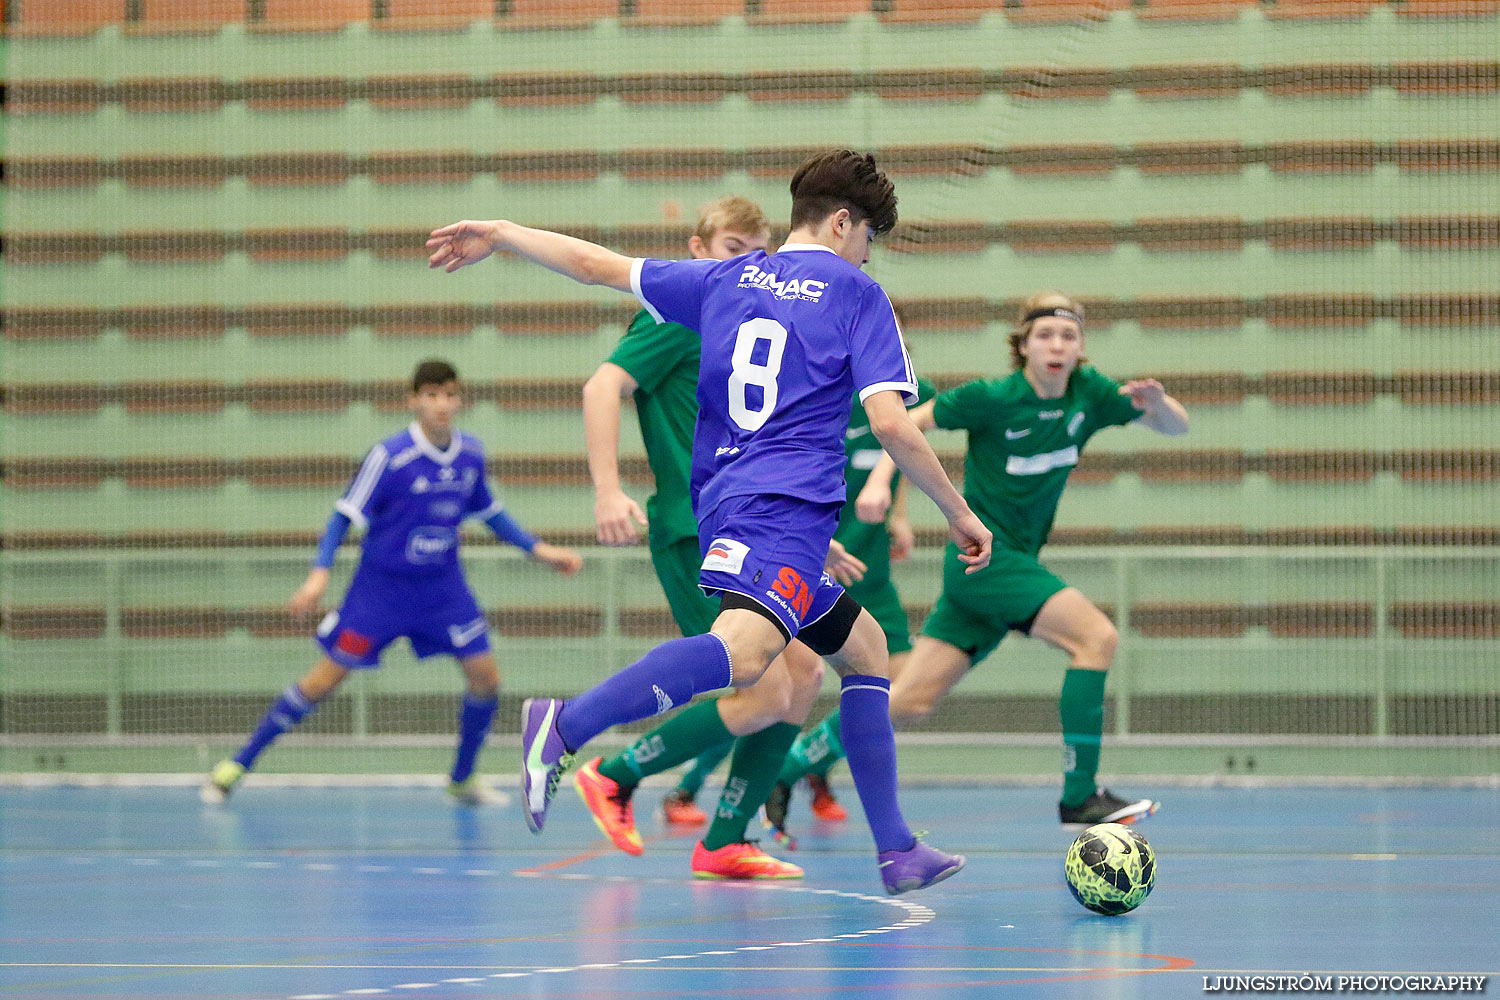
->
[409,421,461,465]
[775,242,840,255]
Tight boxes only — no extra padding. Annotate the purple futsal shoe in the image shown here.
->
[520,698,574,834]
[877,837,966,896]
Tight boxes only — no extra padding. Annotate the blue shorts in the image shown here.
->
[697,494,845,640]
[316,564,490,669]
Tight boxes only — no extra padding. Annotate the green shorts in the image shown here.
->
[649,534,720,638]
[919,544,1068,667]
[837,522,911,656]
[847,574,912,655]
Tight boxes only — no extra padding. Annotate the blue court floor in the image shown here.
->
[2,783,1496,999]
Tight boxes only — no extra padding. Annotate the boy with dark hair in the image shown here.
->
[428,149,991,894]
[202,360,581,805]
[577,195,837,879]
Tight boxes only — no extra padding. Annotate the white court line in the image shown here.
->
[284,871,938,998]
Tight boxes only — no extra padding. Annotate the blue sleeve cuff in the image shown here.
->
[484,508,538,554]
[313,511,353,568]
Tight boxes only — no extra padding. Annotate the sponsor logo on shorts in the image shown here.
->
[317,611,339,637]
[702,537,750,575]
[770,566,813,620]
[448,616,487,648]
[336,629,373,657]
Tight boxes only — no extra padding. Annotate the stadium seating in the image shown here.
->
[3,4,1496,751]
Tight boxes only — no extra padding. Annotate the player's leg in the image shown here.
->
[522,497,805,833]
[202,656,349,803]
[577,651,798,855]
[447,651,506,805]
[810,597,965,894]
[774,575,912,825]
[693,641,821,876]
[665,741,731,824]
[524,604,784,832]
[1030,587,1158,825]
[649,536,734,824]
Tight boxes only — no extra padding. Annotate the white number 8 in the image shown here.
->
[728,318,787,431]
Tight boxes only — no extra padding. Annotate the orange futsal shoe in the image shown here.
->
[661,787,708,826]
[574,757,644,856]
[807,774,849,822]
[691,840,804,880]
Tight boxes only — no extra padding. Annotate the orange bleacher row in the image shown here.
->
[7,63,1497,113]
[5,295,1498,339]
[9,142,1499,190]
[5,219,1498,265]
[0,450,1495,491]
[6,0,1498,36]
[2,599,1496,641]
[2,525,1497,553]
[3,373,1498,414]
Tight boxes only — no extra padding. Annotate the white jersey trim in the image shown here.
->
[630,258,665,324]
[474,499,507,520]
[775,242,840,255]
[858,380,920,405]
[409,421,461,465]
[337,443,389,528]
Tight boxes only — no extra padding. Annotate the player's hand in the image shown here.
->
[948,510,992,574]
[532,542,583,576]
[288,568,330,616]
[888,516,915,563]
[426,220,503,272]
[594,488,648,546]
[1121,378,1167,411]
[824,539,867,586]
[854,482,892,524]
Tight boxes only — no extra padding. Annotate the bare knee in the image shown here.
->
[889,686,938,726]
[460,655,500,699]
[1075,622,1118,668]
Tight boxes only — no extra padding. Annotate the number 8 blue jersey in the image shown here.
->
[631,243,917,519]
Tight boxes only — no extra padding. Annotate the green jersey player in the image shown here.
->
[778,290,1188,840]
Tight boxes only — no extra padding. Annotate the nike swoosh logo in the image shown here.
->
[525,702,558,810]
[1005,428,1030,439]
[846,426,867,439]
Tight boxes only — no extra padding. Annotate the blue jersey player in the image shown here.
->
[429,150,992,894]
[201,360,582,806]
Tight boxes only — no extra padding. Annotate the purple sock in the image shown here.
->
[556,632,732,752]
[450,692,498,783]
[839,674,915,853]
[234,683,315,769]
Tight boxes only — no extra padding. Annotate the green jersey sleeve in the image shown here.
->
[608,310,701,394]
[1078,366,1145,430]
[932,378,997,431]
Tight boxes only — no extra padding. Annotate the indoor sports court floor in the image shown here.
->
[2,782,1496,998]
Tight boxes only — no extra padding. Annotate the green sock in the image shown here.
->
[677,739,734,796]
[702,722,801,851]
[1059,668,1107,808]
[776,709,844,785]
[598,699,733,790]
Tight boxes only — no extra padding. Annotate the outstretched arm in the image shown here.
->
[427,219,635,292]
[583,362,649,546]
[863,390,990,573]
[1122,379,1190,436]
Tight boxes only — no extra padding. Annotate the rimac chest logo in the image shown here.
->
[738,264,827,302]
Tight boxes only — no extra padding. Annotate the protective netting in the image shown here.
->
[1,0,1496,778]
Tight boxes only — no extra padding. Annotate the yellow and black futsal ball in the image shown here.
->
[1064,822,1156,915]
